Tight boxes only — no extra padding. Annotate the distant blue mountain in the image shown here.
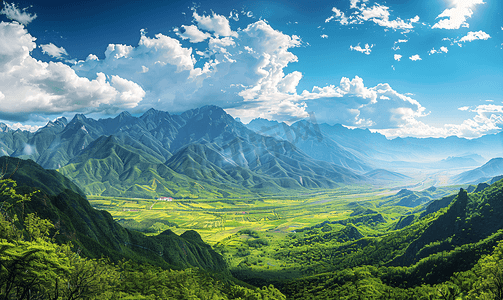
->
[451,158,503,184]
[246,118,503,173]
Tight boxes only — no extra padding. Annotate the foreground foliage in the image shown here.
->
[0,179,286,299]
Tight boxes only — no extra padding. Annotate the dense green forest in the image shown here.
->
[2,177,503,299]
[0,178,286,299]
[2,155,503,299]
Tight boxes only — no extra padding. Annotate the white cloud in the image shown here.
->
[0,1,36,25]
[325,3,418,30]
[432,0,485,30]
[174,25,211,43]
[359,4,419,29]
[350,0,369,9]
[5,122,40,132]
[409,54,421,61]
[394,54,402,61]
[40,43,68,59]
[0,21,145,121]
[459,30,491,42]
[325,7,348,25]
[392,39,407,50]
[320,34,328,39]
[5,7,496,139]
[350,43,373,55]
[193,11,238,37]
[229,10,239,21]
[377,104,503,139]
[297,76,428,130]
[429,46,449,54]
[73,17,304,123]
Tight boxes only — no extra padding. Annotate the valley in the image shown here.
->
[89,187,394,244]
[88,183,467,281]
[1,0,502,297]
[2,106,503,298]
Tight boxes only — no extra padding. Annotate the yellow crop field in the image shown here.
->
[87,186,404,244]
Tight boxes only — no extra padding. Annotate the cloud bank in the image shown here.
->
[0,21,145,121]
[432,0,485,30]
[0,5,500,139]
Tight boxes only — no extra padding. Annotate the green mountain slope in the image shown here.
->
[58,137,256,198]
[0,156,227,272]
[226,178,503,298]
[59,131,362,198]
[2,106,364,197]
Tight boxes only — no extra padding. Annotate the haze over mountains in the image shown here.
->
[1,105,502,198]
[246,118,503,172]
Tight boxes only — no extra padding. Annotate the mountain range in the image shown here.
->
[0,106,362,198]
[450,157,503,184]
[246,118,503,173]
[1,105,503,198]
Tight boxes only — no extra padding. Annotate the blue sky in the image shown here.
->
[0,0,501,138]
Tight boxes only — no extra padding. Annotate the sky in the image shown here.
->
[0,0,502,138]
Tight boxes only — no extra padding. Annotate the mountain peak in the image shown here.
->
[116,111,132,119]
[54,117,68,127]
[140,108,170,120]
[44,117,68,129]
[0,123,11,133]
[487,157,503,164]
[69,114,89,124]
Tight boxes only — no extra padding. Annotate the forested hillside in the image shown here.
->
[0,156,226,271]
[0,176,285,299]
[2,153,503,299]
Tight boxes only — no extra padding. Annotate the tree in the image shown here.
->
[469,241,503,300]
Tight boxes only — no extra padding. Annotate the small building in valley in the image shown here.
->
[158,197,173,201]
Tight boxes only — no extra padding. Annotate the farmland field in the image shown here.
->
[88,186,401,244]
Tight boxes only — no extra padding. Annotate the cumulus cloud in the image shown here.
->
[193,11,238,37]
[325,7,348,25]
[321,34,328,39]
[297,76,428,130]
[8,122,41,132]
[40,43,68,59]
[4,6,496,139]
[0,1,36,25]
[174,25,211,43]
[350,0,369,9]
[459,30,491,42]
[432,0,485,30]
[409,54,421,61]
[394,54,402,61]
[429,46,449,54]
[359,4,419,29]
[0,21,145,121]
[72,15,304,122]
[377,104,503,139]
[350,43,373,55]
[326,3,418,30]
